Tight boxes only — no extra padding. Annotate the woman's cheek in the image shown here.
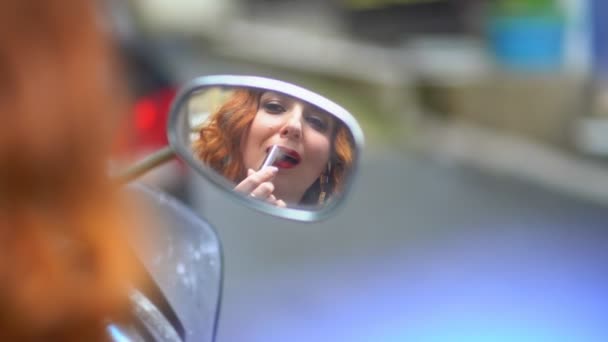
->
[310,131,331,154]
[259,117,280,135]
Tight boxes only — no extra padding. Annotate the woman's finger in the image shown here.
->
[249,181,274,200]
[234,166,278,194]
[263,194,287,208]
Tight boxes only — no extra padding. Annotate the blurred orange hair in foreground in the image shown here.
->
[0,0,140,340]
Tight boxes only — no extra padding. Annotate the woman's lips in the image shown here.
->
[265,146,301,169]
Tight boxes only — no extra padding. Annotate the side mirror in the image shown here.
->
[119,75,364,222]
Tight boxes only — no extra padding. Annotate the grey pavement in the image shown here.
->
[188,147,608,342]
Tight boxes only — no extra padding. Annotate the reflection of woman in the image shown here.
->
[0,0,139,340]
[194,88,354,207]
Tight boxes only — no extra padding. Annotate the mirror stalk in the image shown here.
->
[114,146,176,184]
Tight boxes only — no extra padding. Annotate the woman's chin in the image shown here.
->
[273,187,302,205]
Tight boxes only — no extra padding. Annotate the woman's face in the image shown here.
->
[240,91,335,204]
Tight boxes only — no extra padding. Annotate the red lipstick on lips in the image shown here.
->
[274,148,301,169]
[259,145,301,170]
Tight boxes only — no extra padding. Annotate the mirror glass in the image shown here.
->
[168,76,363,221]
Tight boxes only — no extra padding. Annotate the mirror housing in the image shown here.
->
[168,75,364,222]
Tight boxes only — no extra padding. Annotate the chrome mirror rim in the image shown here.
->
[167,75,364,222]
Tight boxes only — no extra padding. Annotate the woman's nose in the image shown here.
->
[280,112,302,140]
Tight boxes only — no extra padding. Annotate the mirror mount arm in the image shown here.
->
[113,146,176,184]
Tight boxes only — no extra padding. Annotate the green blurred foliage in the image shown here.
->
[491,0,563,17]
[342,0,442,10]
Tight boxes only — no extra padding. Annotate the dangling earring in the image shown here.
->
[318,162,331,205]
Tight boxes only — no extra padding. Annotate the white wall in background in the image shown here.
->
[133,0,238,36]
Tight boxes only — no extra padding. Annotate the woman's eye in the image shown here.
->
[306,115,328,132]
[263,102,285,114]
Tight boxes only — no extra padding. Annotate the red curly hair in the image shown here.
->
[194,88,354,205]
[0,0,140,340]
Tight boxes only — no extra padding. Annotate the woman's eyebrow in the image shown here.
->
[261,91,291,102]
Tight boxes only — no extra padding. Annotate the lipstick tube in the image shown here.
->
[258,145,284,170]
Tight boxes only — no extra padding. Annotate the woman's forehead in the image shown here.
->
[260,90,295,102]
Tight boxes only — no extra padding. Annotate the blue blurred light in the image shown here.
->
[106,324,132,342]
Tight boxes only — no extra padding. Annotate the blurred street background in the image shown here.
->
[108,0,608,340]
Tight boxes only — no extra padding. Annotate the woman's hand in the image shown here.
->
[234,166,286,208]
